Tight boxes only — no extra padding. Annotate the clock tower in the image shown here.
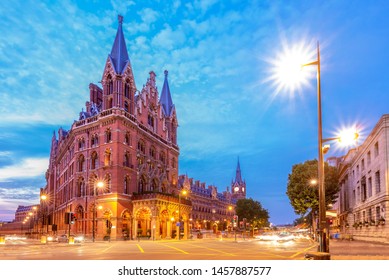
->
[231,158,246,200]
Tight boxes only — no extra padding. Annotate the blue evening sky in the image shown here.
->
[1,0,388,224]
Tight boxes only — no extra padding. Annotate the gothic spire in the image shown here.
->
[109,15,130,74]
[160,70,174,117]
[234,157,243,184]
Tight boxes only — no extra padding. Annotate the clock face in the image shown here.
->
[234,187,239,192]
[242,187,245,192]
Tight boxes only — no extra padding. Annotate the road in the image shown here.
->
[1,236,389,260]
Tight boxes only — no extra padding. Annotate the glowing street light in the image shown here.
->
[40,194,48,234]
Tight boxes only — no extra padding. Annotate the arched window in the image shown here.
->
[137,140,145,154]
[108,79,113,95]
[124,132,131,145]
[77,177,85,197]
[78,155,85,172]
[124,82,130,98]
[91,152,98,170]
[124,152,131,167]
[124,176,130,194]
[104,149,111,166]
[78,138,85,150]
[149,146,156,159]
[105,129,112,143]
[148,114,154,128]
[138,177,145,193]
[91,134,99,147]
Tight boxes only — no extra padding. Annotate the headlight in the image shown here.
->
[75,236,84,241]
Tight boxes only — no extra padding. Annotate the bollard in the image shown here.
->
[40,235,47,244]
[68,236,75,244]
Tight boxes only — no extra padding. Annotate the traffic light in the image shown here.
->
[233,215,238,227]
[70,213,76,224]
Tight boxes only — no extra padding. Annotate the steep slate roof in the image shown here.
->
[160,70,174,117]
[109,15,130,74]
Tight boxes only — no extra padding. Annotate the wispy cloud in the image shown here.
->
[0,158,48,182]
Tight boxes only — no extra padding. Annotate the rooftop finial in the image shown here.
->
[164,70,168,77]
[118,15,123,24]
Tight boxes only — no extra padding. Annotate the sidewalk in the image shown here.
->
[307,238,389,260]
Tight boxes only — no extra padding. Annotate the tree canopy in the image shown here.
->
[235,198,270,228]
[286,159,339,216]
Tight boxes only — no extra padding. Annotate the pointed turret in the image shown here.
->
[109,15,130,75]
[160,70,175,117]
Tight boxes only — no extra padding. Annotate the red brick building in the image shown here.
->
[42,15,187,240]
[41,15,243,241]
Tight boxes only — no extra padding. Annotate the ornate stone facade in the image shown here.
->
[335,114,389,242]
[41,16,184,240]
[39,15,244,241]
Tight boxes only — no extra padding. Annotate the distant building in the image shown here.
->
[335,114,389,242]
[15,205,39,222]
[178,174,236,232]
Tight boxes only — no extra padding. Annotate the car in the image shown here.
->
[47,235,58,242]
[254,232,276,241]
[276,232,294,242]
[73,235,85,243]
[58,234,85,243]
[57,234,69,243]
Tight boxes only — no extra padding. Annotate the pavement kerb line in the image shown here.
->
[136,244,144,253]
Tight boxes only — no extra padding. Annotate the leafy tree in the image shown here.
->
[235,198,270,228]
[286,159,339,216]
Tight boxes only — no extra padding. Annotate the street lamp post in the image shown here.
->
[40,194,48,234]
[273,40,359,255]
[301,42,328,253]
[178,190,187,240]
[92,181,104,242]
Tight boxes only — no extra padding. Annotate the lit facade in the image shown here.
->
[335,114,389,242]
[42,16,185,240]
[178,175,236,232]
[40,15,244,241]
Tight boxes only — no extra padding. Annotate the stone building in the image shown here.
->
[335,114,389,242]
[41,15,186,241]
[40,15,243,241]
